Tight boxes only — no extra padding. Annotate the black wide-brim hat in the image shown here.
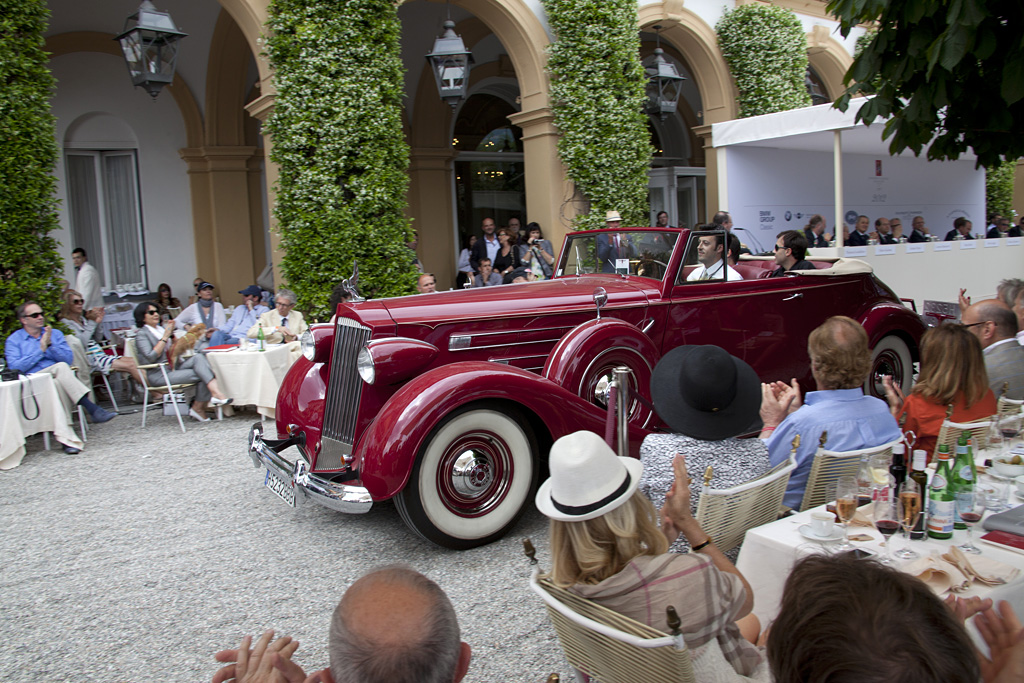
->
[650,345,762,441]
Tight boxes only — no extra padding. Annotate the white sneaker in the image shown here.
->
[189,408,211,422]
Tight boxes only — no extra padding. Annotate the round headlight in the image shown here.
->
[300,330,316,361]
[356,346,375,384]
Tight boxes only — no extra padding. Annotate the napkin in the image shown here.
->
[850,507,874,528]
[902,552,971,594]
[942,546,1019,586]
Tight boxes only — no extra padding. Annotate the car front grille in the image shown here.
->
[318,317,371,471]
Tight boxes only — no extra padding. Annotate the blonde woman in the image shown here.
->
[536,431,767,680]
[884,323,996,459]
[59,289,147,392]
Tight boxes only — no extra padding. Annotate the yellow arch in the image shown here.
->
[807,26,853,101]
[638,3,737,124]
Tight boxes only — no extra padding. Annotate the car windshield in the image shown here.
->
[557,230,678,281]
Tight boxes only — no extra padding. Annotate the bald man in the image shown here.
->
[416,273,437,294]
[212,565,472,683]
[961,299,1024,400]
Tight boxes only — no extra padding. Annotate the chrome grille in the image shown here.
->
[319,317,371,471]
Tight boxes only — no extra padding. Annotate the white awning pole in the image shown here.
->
[834,130,844,247]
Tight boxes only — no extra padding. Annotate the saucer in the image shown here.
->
[798,524,846,542]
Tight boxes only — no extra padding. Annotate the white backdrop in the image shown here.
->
[724,146,984,252]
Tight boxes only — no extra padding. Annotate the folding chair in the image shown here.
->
[799,434,903,511]
[696,453,798,553]
[124,338,220,433]
[528,566,694,683]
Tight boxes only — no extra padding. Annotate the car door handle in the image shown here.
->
[640,318,655,333]
[783,293,803,301]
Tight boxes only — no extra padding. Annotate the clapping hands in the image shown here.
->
[760,378,800,428]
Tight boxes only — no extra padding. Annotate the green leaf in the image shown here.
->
[1001,55,1024,104]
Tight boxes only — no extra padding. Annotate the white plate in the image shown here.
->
[798,524,846,542]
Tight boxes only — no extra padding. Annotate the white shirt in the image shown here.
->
[483,235,499,263]
[686,259,742,282]
[76,262,103,310]
[175,301,226,330]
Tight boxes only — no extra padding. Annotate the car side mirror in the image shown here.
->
[593,287,607,319]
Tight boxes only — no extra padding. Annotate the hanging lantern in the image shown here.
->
[427,19,473,109]
[115,0,187,100]
[643,28,685,120]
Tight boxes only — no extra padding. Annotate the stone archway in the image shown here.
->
[807,25,853,101]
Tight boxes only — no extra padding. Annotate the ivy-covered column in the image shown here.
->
[266,0,415,318]
[0,0,63,351]
[716,4,810,118]
[543,0,653,230]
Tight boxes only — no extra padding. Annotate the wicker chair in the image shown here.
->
[798,434,903,511]
[933,416,994,456]
[696,453,798,553]
[529,566,694,683]
[997,395,1023,418]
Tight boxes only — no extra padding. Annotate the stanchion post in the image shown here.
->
[614,366,629,457]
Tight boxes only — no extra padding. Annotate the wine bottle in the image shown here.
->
[908,450,928,540]
[950,433,974,529]
[257,325,265,352]
[927,445,955,539]
[889,443,907,496]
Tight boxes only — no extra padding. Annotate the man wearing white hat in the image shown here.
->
[597,210,635,273]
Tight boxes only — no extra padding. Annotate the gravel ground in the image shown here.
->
[0,407,569,682]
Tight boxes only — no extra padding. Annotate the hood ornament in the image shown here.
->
[342,261,365,303]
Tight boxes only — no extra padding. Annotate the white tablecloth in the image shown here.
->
[205,342,301,419]
[0,374,83,469]
[736,495,1024,625]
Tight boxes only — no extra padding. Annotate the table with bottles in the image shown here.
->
[203,341,302,420]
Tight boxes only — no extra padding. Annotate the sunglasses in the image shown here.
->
[146,309,160,315]
[72,298,84,304]
[23,312,44,319]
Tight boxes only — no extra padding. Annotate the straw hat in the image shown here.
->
[605,210,623,223]
[535,430,642,522]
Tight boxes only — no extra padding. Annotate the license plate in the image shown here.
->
[264,468,296,507]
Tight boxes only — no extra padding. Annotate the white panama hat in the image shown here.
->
[605,210,623,223]
[536,430,643,522]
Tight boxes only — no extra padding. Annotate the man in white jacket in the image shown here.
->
[72,248,103,310]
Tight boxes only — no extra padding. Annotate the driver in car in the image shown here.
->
[686,233,741,282]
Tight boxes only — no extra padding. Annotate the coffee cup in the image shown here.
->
[810,511,835,537]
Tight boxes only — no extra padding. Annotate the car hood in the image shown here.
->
[378,276,657,328]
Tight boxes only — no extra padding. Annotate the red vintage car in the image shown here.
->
[247,227,924,548]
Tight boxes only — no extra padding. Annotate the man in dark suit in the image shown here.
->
[987,217,1023,238]
[944,216,974,241]
[469,217,499,272]
[876,217,897,244]
[803,214,829,248]
[908,216,931,242]
[846,215,872,246]
[770,230,816,277]
[596,210,635,273]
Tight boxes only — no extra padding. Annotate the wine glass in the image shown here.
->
[834,476,858,552]
[955,491,985,555]
[873,496,901,565]
[895,479,922,560]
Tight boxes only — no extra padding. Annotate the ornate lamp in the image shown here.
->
[115,0,187,100]
[426,4,472,110]
[643,27,685,120]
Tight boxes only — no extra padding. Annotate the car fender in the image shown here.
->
[353,361,621,500]
[857,303,925,360]
[544,318,659,427]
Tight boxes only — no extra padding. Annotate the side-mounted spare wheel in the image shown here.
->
[865,334,914,399]
[394,401,539,549]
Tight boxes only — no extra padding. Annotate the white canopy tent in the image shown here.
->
[710,98,983,252]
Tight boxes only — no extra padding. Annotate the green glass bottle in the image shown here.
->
[950,433,975,529]
[257,325,265,352]
[927,445,955,540]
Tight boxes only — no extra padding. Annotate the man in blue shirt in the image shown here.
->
[5,301,116,453]
[209,285,269,346]
[759,316,901,509]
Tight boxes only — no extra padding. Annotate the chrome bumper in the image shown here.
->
[247,422,373,514]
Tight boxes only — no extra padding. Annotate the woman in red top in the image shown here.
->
[884,323,996,460]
